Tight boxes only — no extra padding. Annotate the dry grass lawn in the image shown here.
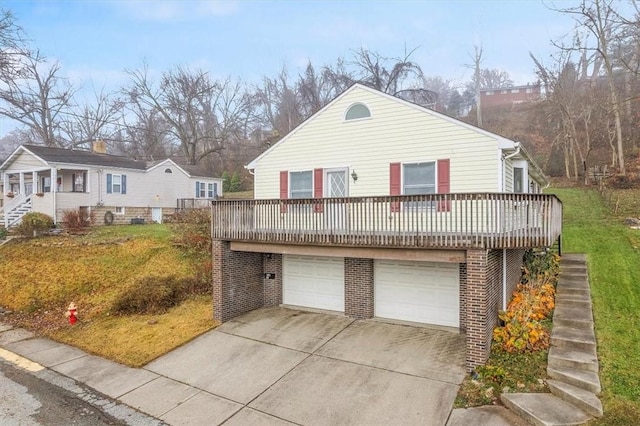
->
[0,224,217,367]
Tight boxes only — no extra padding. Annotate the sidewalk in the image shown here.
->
[1,310,523,426]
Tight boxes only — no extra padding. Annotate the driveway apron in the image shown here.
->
[145,307,466,425]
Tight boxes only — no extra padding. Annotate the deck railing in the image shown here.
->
[211,193,563,250]
[177,198,216,211]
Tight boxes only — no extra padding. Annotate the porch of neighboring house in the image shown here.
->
[209,193,563,370]
[1,168,90,228]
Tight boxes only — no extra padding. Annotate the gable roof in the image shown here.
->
[21,145,148,170]
[0,145,219,179]
[246,83,526,170]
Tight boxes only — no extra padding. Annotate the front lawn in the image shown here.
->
[551,187,640,424]
[0,224,217,367]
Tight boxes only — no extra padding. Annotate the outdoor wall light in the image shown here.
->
[351,170,358,182]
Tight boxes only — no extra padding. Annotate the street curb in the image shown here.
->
[0,335,165,425]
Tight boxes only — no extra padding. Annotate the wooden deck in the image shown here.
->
[211,193,563,250]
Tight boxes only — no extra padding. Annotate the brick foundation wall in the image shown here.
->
[212,240,264,322]
[344,258,374,319]
[90,206,153,225]
[465,249,504,370]
[504,249,526,307]
[264,253,283,307]
[459,263,467,332]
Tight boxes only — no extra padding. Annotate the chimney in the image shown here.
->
[92,140,107,154]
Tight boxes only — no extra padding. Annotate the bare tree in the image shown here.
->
[325,47,424,95]
[469,44,483,126]
[256,66,302,137]
[0,51,76,147]
[124,64,256,165]
[298,61,340,117]
[552,0,627,174]
[60,88,123,149]
[0,9,28,82]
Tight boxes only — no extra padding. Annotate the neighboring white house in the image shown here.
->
[0,143,223,227]
[209,83,563,371]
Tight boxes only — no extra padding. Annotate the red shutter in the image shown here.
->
[390,162,401,212]
[279,171,288,213]
[313,168,324,213]
[437,159,451,212]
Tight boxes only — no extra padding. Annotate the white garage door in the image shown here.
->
[283,255,344,312]
[375,260,459,327]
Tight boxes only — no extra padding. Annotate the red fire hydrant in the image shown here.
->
[65,302,78,325]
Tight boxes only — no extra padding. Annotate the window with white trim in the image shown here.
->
[197,182,206,198]
[115,207,125,215]
[514,167,524,193]
[41,177,51,193]
[208,183,217,198]
[403,162,436,195]
[403,162,436,209]
[345,103,371,121]
[111,175,122,193]
[289,171,313,199]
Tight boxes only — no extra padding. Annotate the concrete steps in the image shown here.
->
[548,346,598,373]
[501,393,592,426]
[548,380,603,418]
[547,366,601,394]
[503,254,602,425]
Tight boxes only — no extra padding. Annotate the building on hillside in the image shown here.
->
[480,84,541,108]
[0,142,223,227]
[209,83,562,371]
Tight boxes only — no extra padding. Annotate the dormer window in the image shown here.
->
[345,103,371,121]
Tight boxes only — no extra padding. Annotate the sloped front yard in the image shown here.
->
[0,225,216,367]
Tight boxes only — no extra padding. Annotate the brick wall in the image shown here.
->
[90,206,153,225]
[263,253,283,307]
[459,263,467,332]
[505,249,526,306]
[212,240,264,322]
[465,248,524,370]
[344,258,374,319]
[485,249,503,346]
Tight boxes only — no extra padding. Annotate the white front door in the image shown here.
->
[152,208,162,223]
[324,168,348,231]
[375,260,460,327]
[283,255,345,312]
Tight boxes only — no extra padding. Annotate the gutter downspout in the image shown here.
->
[503,248,507,311]
[502,142,521,192]
[500,143,521,309]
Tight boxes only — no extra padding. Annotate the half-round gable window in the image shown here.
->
[345,103,371,121]
[164,168,172,173]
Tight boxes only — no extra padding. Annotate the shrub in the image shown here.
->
[493,249,559,354]
[169,209,211,254]
[15,212,54,237]
[521,249,560,288]
[493,283,555,353]
[0,226,6,240]
[61,208,95,232]
[111,275,198,315]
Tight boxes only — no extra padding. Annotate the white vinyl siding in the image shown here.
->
[253,86,500,199]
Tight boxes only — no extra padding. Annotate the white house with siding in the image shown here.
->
[210,83,562,371]
[0,143,223,227]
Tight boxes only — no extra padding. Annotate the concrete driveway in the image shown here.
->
[145,307,466,425]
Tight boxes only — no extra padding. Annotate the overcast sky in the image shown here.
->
[1,0,580,137]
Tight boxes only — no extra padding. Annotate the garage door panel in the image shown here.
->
[375,260,459,327]
[284,255,344,312]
